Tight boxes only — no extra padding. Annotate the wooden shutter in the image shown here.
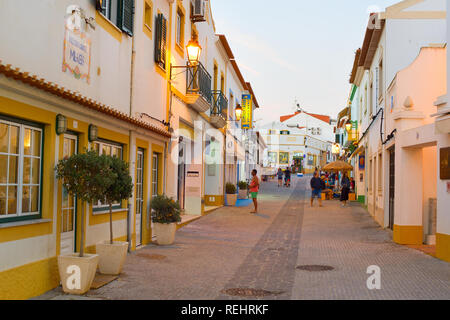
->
[119,0,134,36]
[155,13,167,69]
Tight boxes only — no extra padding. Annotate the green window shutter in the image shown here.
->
[119,0,134,36]
[154,13,167,69]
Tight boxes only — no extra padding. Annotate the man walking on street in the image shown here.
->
[249,169,260,214]
[310,171,323,207]
[277,168,283,187]
[284,167,291,188]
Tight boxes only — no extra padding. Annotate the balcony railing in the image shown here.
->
[186,62,212,104]
[211,90,228,117]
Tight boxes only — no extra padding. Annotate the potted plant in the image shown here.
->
[96,156,133,275]
[151,195,181,245]
[56,151,115,294]
[238,181,248,199]
[225,183,237,206]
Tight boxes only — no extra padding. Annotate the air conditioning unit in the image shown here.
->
[191,0,207,22]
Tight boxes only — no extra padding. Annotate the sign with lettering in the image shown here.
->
[62,27,91,83]
[241,94,253,130]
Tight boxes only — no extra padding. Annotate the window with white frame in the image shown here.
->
[91,140,123,211]
[0,118,42,222]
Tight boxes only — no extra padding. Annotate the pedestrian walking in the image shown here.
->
[249,169,260,214]
[284,167,291,187]
[277,168,283,187]
[310,171,323,207]
[340,172,350,207]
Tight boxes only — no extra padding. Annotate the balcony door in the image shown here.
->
[60,134,78,256]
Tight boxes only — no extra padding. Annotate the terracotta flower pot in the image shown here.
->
[153,222,177,245]
[58,253,99,295]
[226,194,237,206]
[96,241,129,275]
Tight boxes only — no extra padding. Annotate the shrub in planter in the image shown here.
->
[56,151,115,294]
[238,181,248,199]
[151,195,181,245]
[225,183,237,206]
[96,156,133,275]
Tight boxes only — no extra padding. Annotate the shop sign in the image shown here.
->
[359,155,365,170]
[62,27,91,83]
[241,94,253,130]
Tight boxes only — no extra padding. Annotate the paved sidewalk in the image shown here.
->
[36,177,450,300]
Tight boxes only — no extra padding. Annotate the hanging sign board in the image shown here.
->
[241,94,253,130]
[62,27,91,84]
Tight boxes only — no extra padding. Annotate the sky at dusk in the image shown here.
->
[211,0,401,125]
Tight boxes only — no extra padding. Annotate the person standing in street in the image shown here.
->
[277,168,283,187]
[310,171,323,207]
[340,172,350,207]
[249,169,260,214]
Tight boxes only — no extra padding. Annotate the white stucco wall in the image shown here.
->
[0,0,133,114]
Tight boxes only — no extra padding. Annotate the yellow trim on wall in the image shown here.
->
[0,97,56,243]
[143,0,154,40]
[393,225,423,245]
[0,256,58,300]
[85,235,127,254]
[204,195,224,207]
[95,11,123,43]
[436,233,450,263]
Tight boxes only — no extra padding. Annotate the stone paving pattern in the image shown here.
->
[36,177,450,300]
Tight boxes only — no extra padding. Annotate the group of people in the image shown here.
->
[310,169,354,208]
[276,167,292,188]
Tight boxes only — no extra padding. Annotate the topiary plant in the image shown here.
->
[56,150,115,257]
[104,156,133,245]
[238,181,248,190]
[151,195,181,224]
[226,183,237,194]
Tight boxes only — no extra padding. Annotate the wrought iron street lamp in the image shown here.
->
[186,38,202,67]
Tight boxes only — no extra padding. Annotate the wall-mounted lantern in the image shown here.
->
[186,38,202,66]
[56,114,68,135]
[88,124,98,142]
[235,104,243,121]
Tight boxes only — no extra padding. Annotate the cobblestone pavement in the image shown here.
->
[36,176,450,300]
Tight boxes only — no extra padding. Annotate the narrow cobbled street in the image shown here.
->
[38,177,450,300]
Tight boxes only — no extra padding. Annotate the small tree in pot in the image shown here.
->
[225,183,237,206]
[96,156,133,275]
[151,195,181,245]
[55,150,115,294]
[238,181,248,199]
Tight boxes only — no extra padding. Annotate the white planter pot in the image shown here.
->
[96,241,129,275]
[58,253,99,295]
[238,189,248,199]
[153,222,177,245]
[226,194,237,206]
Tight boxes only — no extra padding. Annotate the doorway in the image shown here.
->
[60,134,78,255]
[177,141,186,210]
[388,148,395,230]
[135,149,144,247]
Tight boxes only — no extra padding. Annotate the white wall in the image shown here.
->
[0,0,133,114]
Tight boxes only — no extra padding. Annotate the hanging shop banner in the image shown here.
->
[241,94,253,130]
[359,155,365,170]
[62,27,92,84]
